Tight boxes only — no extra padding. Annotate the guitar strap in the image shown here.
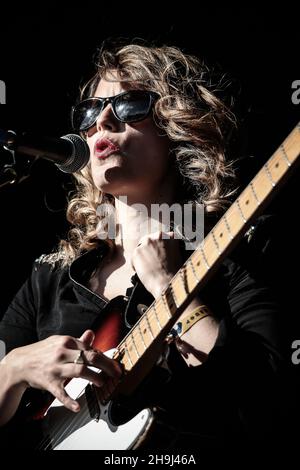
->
[123,273,155,329]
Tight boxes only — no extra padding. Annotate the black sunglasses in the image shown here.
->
[71,90,159,132]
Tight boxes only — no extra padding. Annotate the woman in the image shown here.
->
[0,43,282,450]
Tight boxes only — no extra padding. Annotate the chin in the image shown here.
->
[94,179,121,195]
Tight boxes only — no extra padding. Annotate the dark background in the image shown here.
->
[0,2,299,450]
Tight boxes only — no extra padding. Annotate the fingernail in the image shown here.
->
[72,402,80,412]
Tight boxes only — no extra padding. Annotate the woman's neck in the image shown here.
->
[113,185,178,260]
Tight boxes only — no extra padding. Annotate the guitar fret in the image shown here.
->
[264,162,275,187]
[164,289,176,313]
[130,333,141,358]
[188,257,200,282]
[170,282,180,308]
[223,213,234,240]
[161,293,172,319]
[145,313,154,340]
[236,198,246,223]
[137,322,147,349]
[153,304,162,329]
[179,268,190,294]
[211,229,221,254]
[124,342,133,367]
[199,245,210,269]
[280,144,291,167]
[250,181,260,205]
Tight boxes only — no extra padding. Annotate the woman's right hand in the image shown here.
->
[2,330,122,412]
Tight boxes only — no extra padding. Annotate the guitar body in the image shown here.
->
[42,352,155,450]
[37,300,167,451]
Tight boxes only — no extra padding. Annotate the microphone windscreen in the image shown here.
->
[57,134,90,173]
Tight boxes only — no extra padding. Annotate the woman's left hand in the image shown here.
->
[131,231,183,299]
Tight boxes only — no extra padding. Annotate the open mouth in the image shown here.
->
[94,138,120,159]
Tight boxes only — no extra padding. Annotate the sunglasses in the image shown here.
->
[71,90,159,132]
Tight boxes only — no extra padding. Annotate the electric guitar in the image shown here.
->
[35,122,300,450]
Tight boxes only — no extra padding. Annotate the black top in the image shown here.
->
[0,229,284,450]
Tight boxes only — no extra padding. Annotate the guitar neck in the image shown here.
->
[114,123,300,373]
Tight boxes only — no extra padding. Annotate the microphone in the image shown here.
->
[0,129,90,173]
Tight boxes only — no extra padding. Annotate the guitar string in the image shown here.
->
[49,397,94,450]
[37,395,88,449]
[38,393,96,449]
[112,252,203,367]
[112,252,205,363]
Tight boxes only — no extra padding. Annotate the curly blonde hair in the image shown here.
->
[50,42,237,267]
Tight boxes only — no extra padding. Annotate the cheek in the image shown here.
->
[87,137,94,156]
[128,126,170,164]
[142,136,171,170]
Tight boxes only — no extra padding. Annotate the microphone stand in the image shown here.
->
[0,130,37,189]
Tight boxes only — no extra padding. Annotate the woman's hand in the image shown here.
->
[131,230,183,299]
[2,330,122,412]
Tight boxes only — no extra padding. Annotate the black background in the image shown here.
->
[0,2,299,451]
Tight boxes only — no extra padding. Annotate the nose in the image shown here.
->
[95,102,120,133]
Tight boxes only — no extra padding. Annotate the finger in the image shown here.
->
[162,231,175,239]
[83,349,123,378]
[150,230,175,240]
[59,334,95,353]
[106,376,120,395]
[96,375,119,402]
[64,347,97,366]
[136,233,149,245]
[78,330,95,348]
[48,383,80,412]
[61,364,116,388]
[131,259,136,272]
[63,348,122,379]
[57,335,91,352]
